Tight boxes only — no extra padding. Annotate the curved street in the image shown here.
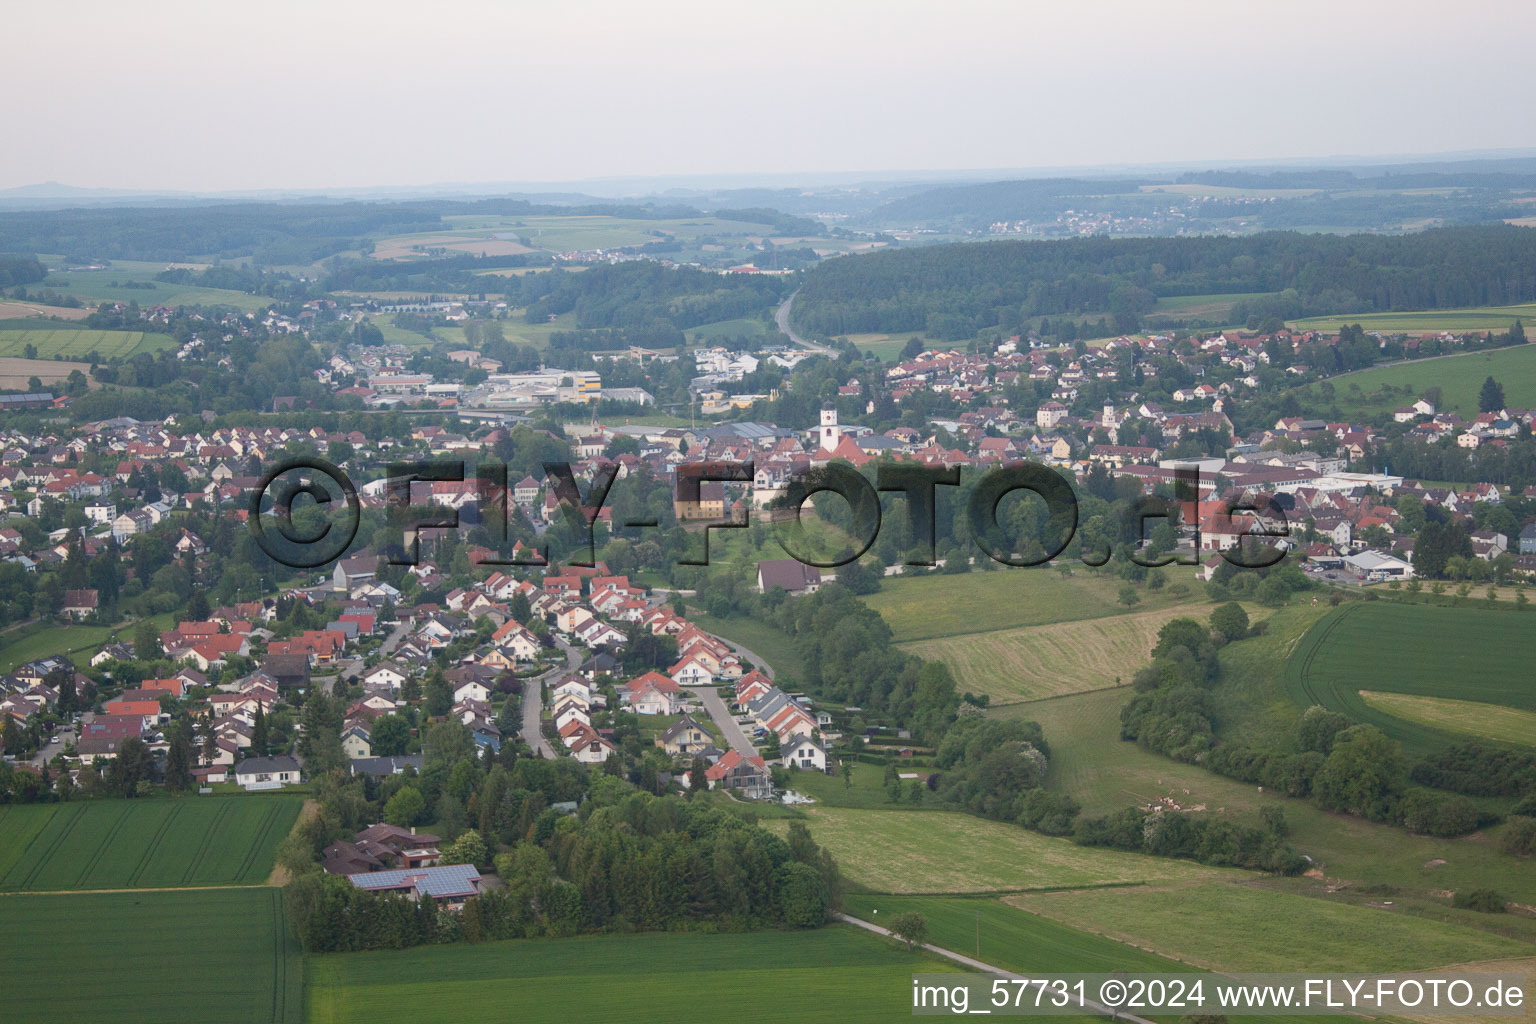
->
[775,291,836,356]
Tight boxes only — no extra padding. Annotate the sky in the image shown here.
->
[3,0,1531,193]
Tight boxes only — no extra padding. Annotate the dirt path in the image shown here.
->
[266,798,319,887]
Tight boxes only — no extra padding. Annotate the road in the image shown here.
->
[29,714,81,769]
[324,618,412,694]
[687,684,758,755]
[835,914,1159,1024]
[520,636,580,758]
[775,291,836,356]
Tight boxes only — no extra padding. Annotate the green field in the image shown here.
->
[1291,302,1536,335]
[0,796,301,891]
[0,887,301,1023]
[32,260,276,312]
[1286,603,1536,755]
[903,601,1255,703]
[1311,342,1536,417]
[0,327,170,359]
[1000,664,1536,903]
[863,569,1207,643]
[1358,690,1536,749]
[0,610,178,673]
[1010,881,1532,973]
[691,612,805,682]
[1145,291,1276,325]
[307,925,957,1024]
[778,806,1238,894]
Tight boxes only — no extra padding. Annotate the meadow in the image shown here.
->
[998,651,1536,902]
[0,887,301,1023]
[1291,302,1536,335]
[1357,690,1536,748]
[1008,881,1532,973]
[1309,342,1536,417]
[306,925,958,1024]
[863,566,1208,642]
[31,259,275,312]
[902,601,1258,703]
[0,796,301,891]
[0,327,170,359]
[1285,602,1536,755]
[776,806,1239,894]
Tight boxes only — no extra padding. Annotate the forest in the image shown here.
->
[792,225,1536,338]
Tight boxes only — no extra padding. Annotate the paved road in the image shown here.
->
[519,636,580,758]
[687,684,757,755]
[775,291,836,356]
[836,914,1158,1024]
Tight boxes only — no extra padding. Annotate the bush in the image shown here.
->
[1452,888,1507,913]
[1500,816,1536,857]
[1398,789,1487,837]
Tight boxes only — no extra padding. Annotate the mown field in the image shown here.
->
[1291,302,1536,335]
[0,327,170,359]
[0,796,300,891]
[31,260,275,312]
[1009,881,1532,973]
[1285,602,1535,755]
[1313,342,1536,417]
[307,925,957,1024]
[901,601,1256,703]
[0,887,301,1023]
[1358,690,1536,749]
[863,568,1208,643]
[775,806,1239,894]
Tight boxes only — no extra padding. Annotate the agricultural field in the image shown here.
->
[307,925,957,1024]
[0,887,301,1024]
[1000,671,1536,903]
[864,567,1208,643]
[834,332,910,361]
[1357,691,1536,748]
[30,259,275,312]
[1008,881,1532,973]
[1144,291,1277,325]
[0,796,301,891]
[776,806,1240,894]
[901,601,1260,703]
[1285,602,1536,755]
[0,327,170,359]
[1309,341,1536,417]
[0,355,94,391]
[1291,302,1536,335]
[0,299,92,321]
[691,612,805,682]
[687,316,776,345]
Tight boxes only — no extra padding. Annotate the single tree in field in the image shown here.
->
[1209,602,1249,643]
[841,760,853,789]
[890,911,928,952]
[251,705,269,757]
[1479,376,1506,413]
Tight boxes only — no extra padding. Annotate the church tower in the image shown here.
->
[819,406,841,451]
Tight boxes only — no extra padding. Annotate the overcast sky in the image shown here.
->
[4,0,1529,193]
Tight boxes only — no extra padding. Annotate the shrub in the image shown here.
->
[1500,816,1536,857]
[1452,888,1507,913]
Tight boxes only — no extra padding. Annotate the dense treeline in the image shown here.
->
[0,254,46,287]
[0,197,719,264]
[286,765,842,953]
[526,261,790,330]
[793,226,1536,337]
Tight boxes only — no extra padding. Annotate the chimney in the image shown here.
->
[410,826,416,835]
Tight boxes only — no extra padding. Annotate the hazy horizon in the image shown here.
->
[4,0,1532,193]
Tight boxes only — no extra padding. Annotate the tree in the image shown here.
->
[1313,726,1404,816]
[840,760,853,789]
[186,590,210,622]
[1479,376,1506,414]
[251,705,269,757]
[134,619,161,660]
[384,786,426,826]
[1209,602,1249,643]
[108,737,154,796]
[1117,584,1140,607]
[890,911,928,951]
[441,828,487,867]
[370,714,411,757]
[425,673,453,718]
[165,724,195,792]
